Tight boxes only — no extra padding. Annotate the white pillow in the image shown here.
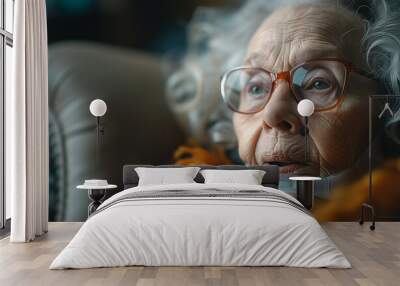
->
[135,167,200,186]
[200,169,266,185]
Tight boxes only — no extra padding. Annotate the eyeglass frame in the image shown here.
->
[220,58,369,114]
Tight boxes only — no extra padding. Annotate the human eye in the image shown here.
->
[244,81,269,99]
[304,77,332,91]
[301,67,338,95]
[242,71,271,99]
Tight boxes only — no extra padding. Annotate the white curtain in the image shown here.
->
[7,0,49,242]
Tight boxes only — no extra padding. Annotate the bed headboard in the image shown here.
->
[122,165,280,189]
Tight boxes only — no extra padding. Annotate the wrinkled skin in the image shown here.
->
[234,4,377,176]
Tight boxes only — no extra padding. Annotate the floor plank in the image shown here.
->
[0,222,399,286]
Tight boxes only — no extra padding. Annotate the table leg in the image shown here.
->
[296,181,314,210]
[87,189,105,216]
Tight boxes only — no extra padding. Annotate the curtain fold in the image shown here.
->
[7,0,49,242]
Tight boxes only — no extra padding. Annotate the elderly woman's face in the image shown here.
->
[233,4,377,176]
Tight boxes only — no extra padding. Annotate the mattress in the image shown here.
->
[50,183,351,269]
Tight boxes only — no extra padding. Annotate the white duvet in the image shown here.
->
[50,183,350,269]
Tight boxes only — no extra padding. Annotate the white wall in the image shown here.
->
[5,42,13,220]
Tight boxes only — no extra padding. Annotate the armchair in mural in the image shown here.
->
[48,42,185,221]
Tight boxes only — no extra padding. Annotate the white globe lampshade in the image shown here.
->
[89,99,107,117]
[297,99,315,117]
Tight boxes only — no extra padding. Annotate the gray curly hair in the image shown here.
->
[166,0,400,147]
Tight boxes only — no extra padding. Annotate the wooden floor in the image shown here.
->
[0,222,399,286]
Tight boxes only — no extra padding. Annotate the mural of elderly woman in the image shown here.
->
[223,0,400,219]
[225,0,398,177]
[169,0,400,220]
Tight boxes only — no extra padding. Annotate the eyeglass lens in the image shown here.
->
[222,60,347,113]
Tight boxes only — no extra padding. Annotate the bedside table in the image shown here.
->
[289,176,321,210]
[77,184,117,216]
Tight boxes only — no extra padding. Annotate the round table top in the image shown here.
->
[76,184,117,190]
[289,176,322,181]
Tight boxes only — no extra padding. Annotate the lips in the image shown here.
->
[261,155,307,174]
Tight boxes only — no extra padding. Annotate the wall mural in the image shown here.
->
[47,0,400,221]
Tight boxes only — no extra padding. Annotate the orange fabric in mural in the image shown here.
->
[313,159,400,221]
[173,139,232,166]
[174,143,400,221]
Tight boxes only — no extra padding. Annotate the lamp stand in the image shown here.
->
[304,116,309,164]
[96,116,104,178]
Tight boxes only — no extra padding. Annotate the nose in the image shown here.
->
[260,80,302,134]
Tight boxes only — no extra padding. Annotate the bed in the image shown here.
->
[50,165,350,269]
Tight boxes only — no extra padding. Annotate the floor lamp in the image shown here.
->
[89,99,107,181]
[289,99,321,210]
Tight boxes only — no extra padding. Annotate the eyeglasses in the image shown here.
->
[220,59,357,114]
